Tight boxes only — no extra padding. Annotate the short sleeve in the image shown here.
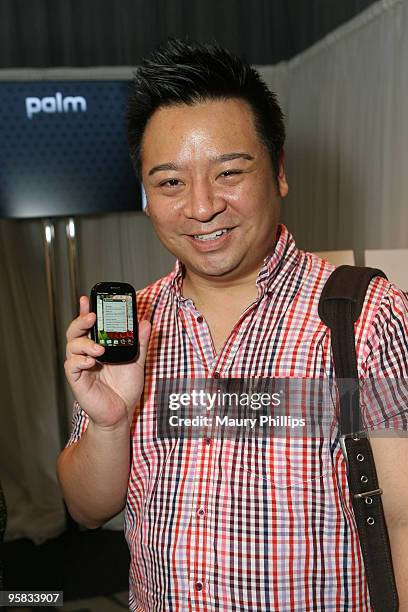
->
[65,399,90,447]
[360,284,408,431]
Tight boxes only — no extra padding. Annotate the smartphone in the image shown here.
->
[89,282,139,363]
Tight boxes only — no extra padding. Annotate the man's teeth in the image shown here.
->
[193,229,229,241]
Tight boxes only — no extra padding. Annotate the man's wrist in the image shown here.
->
[87,417,130,437]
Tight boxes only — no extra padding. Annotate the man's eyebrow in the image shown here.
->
[148,163,179,176]
[213,152,254,163]
[148,153,254,177]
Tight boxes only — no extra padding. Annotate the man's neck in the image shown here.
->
[181,267,260,311]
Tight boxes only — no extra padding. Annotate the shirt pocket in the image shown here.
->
[239,435,332,489]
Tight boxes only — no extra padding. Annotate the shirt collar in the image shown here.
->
[169,223,300,302]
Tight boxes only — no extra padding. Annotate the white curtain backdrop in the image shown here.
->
[286,0,408,252]
[273,0,408,255]
[1,0,407,542]
[0,215,174,543]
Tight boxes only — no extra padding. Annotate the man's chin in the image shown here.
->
[185,257,244,280]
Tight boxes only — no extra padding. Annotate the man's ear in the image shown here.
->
[141,183,150,216]
[277,150,289,198]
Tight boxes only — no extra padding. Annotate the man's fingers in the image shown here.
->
[136,319,152,365]
[66,311,96,342]
[66,337,105,360]
[79,295,90,316]
[64,355,96,384]
[65,296,93,342]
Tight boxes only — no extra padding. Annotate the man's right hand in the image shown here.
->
[64,295,151,429]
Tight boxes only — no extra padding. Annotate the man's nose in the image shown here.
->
[183,180,227,221]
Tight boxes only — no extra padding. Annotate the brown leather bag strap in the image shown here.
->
[319,265,399,611]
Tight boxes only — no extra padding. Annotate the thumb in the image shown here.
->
[137,319,152,366]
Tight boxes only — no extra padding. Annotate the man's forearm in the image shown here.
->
[57,419,130,528]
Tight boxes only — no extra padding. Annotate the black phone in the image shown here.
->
[89,282,139,363]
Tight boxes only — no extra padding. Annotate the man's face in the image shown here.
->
[141,98,288,283]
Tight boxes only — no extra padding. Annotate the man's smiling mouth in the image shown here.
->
[192,228,230,241]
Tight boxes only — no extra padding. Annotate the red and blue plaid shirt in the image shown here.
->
[68,224,408,611]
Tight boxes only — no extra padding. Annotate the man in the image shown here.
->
[58,39,408,610]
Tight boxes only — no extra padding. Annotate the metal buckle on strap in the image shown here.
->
[339,433,363,470]
[339,435,348,468]
[354,488,383,500]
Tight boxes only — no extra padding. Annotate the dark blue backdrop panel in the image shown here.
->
[0,80,141,219]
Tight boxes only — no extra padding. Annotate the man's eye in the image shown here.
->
[219,170,242,178]
[160,179,182,187]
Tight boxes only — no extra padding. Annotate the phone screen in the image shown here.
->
[96,292,134,347]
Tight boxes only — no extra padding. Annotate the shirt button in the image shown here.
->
[195,581,203,591]
[196,506,206,517]
[196,315,204,323]
[214,371,220,378]
[205,437,212,445]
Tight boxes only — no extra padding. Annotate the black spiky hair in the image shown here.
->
[127,38,285,180]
